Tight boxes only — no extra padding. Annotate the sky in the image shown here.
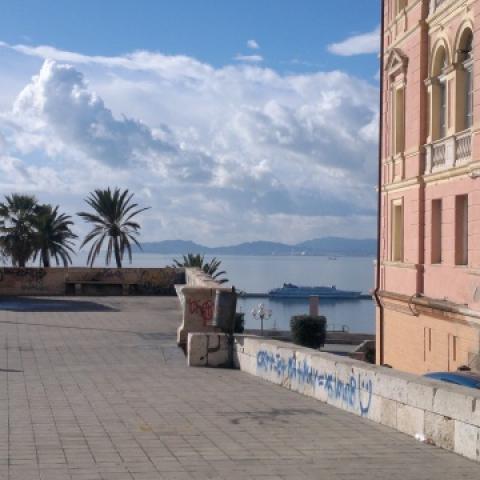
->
[0,0,381,246]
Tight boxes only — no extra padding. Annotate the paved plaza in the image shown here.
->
[0,296,479,480]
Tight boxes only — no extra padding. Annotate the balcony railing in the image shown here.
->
[432,142,446,167]
[456,130,472,164]
[425,130,472,174]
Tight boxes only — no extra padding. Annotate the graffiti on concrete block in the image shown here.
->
[256,350,373,416]
[187,299,214,325]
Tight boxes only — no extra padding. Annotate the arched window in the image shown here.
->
[458,30,473,130]
[431,46,448,140]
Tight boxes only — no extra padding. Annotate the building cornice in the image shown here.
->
[423,160,480,184]
[383,177,421,193]
[378,290,480,324]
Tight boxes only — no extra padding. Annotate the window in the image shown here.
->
[391,200,404,262]
[455,195,468,265]
[431,46,449,140]
[431,199,442,263]
[462,32,473,129]
[393,86,405,155]
[439,80,447,138]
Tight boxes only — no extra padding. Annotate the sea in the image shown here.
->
[71,253,376,334]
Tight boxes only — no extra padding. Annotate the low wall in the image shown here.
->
[0,267,184,296]
[188,333,480,462]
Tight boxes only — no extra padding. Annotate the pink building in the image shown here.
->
[377,0,480,373]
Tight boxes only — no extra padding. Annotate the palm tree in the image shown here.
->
[173,253,228,284]
[77,188,149,268]
[32,205,77,267]
[0,194,39,267]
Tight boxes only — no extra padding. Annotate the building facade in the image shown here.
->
[378,0,480,373]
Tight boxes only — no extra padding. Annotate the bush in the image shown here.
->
[234,312,245,334]
[290,315,327,349]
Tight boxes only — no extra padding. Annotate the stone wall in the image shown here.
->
[0,267,184,296]
[188,333,480,463]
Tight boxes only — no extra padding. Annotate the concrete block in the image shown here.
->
[397,404,425,437]
[367,394,383,424]
[433,387,475,423]
[424,411,455,450]
[240,336,264,356]
[379,397,398,429]
[373,370,410,403]
[406,379,436,411]
[188,333,208,367]
[235,351,255,375]
[187,333,230,368]
[469,398,480,427]
[454,422,479,461]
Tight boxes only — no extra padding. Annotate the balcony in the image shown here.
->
[425,130,472,174]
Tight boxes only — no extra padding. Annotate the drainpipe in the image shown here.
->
[373,0,386,366]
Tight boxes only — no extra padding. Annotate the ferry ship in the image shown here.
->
[268,283,361,299]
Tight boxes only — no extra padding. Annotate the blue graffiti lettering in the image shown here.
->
[256,350,373,416]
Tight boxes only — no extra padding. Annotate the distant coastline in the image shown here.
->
[136,237,377,257]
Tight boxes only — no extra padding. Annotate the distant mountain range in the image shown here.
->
[138,237,377,257]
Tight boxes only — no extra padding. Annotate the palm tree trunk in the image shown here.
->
[42,249,50,268]
[113,237,122,268]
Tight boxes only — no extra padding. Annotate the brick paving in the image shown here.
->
[0,296,479,480]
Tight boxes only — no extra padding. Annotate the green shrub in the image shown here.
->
[290,315,327,349]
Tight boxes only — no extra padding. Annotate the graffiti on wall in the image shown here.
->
[71,268,180,294]
[256,350,373,416]
[187,298,214,324]
[0,267,182,295]
[138,269,178,294]
[0,268,48,291]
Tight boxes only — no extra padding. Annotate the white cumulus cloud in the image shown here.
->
[234,54,264,63]
[0,42,378,244]
[327,27,380,56]
[247,39,260,50]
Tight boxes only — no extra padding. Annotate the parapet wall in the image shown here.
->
[188,333,480,463]
[0,267,184,296]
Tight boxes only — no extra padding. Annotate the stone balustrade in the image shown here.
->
[425,130,472,174]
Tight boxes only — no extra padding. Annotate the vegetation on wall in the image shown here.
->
[172,253,229,284]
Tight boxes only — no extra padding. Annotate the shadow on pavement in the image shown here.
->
[0,296,118,312]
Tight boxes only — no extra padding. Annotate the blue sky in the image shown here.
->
[1,0,380,76]
[0,0,381,245]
